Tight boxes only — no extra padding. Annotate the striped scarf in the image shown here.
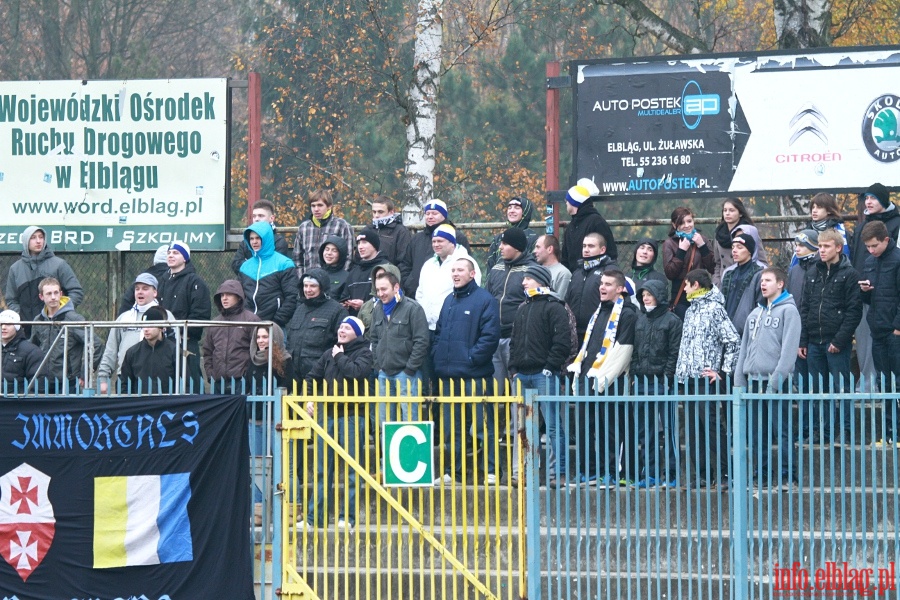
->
[572,296,624,373]
[525,287,552,298]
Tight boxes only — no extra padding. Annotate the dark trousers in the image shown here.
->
[803,342,852,440]
[632,377,678,482]
[681,380,730,485]
[747,380,796,482]
[437,378,496,478]
[872,334,900,438]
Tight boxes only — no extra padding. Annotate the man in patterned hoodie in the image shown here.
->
[675,269,741,488]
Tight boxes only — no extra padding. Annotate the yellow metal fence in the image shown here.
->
[279,383,526,599]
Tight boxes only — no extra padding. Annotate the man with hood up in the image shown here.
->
[628,238,667,289]
[6,226,83,336]
[318,235,350,301]
[231,199,290,275]
[238,222,299,327]
[735,268,801,487]
[560,178,617,271]
[30,277,102,391]
[0,310,42,392]
[203,279,261,388]
[720,225,767,331]
[486,196,538,270]
[629,278,682,488]
[99,273,175,394]
[398,199,470,298]
[675,269,740,488]
[285,268,348,383]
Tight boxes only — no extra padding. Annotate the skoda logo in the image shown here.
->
[862,94,900,163]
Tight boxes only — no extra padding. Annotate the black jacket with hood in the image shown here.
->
[628,238,667,289]
[561,201,617,271]
[630,279,683,378]
[157,262,212,342]
[345,253,390,311]
[285,268,349,382]
[486,198,539,270]
[305,335,373,402]
[565,255,618,335]
[508,290,574,376]
[318,235,350,301]
[485,251,538,338]
[1,330,42,390]
[861,238,900,336]
[30,296,102,384]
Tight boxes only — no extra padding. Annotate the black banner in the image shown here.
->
[0,394,253,600]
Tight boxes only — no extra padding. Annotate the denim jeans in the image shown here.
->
[305,414,362,526]
[804,342,852,438]
[378,370,421,422]
[438,378,495,478]
[511,372,566,480]
[747,380,796,481]
[871,334,900,438]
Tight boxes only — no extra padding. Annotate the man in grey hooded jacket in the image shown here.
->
[5,226,83,335]
[735,267,801,487]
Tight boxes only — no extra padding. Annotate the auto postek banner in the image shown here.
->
[0,394,254,600]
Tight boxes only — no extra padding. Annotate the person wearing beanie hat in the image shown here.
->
[720,224,766,330]
[628,238,667,290]
[343,227,389,316]
[486,196,539,270]
[487,227,539,397]
[292,188,355,273]
[0,309,42,392]
[119,305,177,394]
[4,225,84,336]
[561,178,617,271]
[157,241,211,391]
[523,264,553,289]
[299,305,373,529]
[370,195,413,267]
[506,258,576,487]
[286,268,349,383]
[851,183,900,391]
[100,271,176,393]
[231,199,290,276]
[398,199,470,298]
[416,225,481,332]
[116,246,172,315]
[786,229,819,325]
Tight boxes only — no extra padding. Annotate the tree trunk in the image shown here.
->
[773,0,833,49]
[404,0,443,216]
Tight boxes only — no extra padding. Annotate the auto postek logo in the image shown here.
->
[862,94,900,162]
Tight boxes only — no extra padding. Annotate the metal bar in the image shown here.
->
[732,386,748,600]
[546,61,561,239]
[248,72,262,218]
[524,389,541,600]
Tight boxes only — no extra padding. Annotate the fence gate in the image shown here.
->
[279,388,529,599]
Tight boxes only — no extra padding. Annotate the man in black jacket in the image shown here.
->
[560,178,617,271]
[565,232,617,342]
[799,230,862,441]
[120,306,177,394]
[486,228,538,393]
[859,220,900,442]
[299,316,373,530]
[157,242,211,392]
[371,196,412,267]
[285,269,348,384]
[0,310,42,393]
[508,264,574,487]
[343,227,389,316]
[398,199,470,298]
[630,279,682,488]
[851,183,900,391]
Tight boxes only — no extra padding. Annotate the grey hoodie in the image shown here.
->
[5,226,84,328]
[734,291,801,391]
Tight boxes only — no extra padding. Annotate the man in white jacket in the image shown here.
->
[416,224,482,331]
[97,273,175,393]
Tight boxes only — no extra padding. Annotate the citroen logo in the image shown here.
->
[789,102,828,145]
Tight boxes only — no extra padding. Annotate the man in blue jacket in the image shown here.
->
[238,222,299,327]
[431,256,500,485]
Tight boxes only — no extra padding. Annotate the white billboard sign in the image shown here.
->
[573,47,900,197]
[0,78,229,251]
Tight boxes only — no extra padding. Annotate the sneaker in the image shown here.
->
[595,475,617,488]
[549,476,567,489]
[433,473,453,485]
[633,477,659,489]
[296,520,314,532]
[336,519,353,530]
[618,477,635,487]
[485,473,497,485]
[660,479,677,488]
[577,474,597,486]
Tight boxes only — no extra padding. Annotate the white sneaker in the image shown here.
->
[485,473,497,485]
[433,473,453,485]
[336,519,353,530]
[296,520,312,532]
